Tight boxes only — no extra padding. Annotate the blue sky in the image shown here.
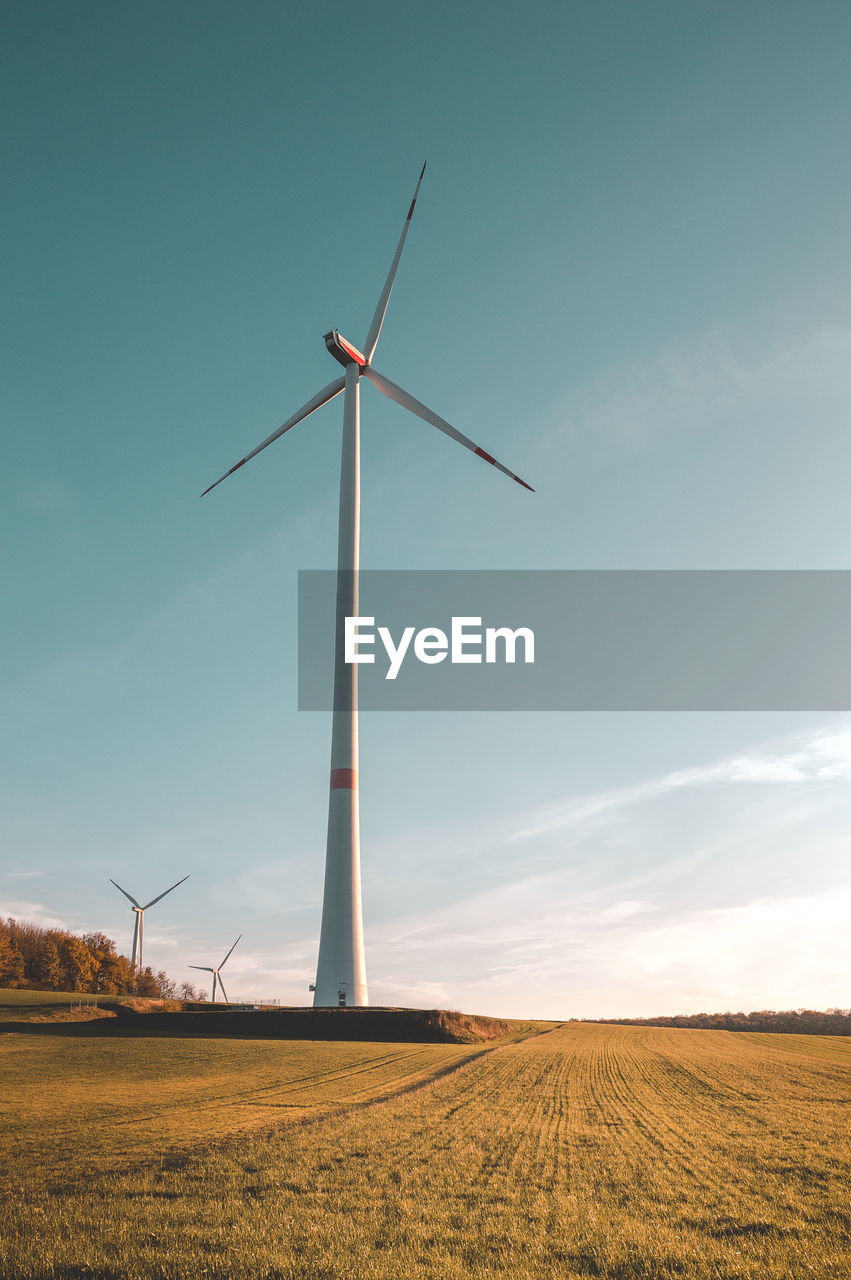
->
[2,1,850,1016]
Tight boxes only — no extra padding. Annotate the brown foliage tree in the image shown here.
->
[0,931,25,987]
[34,933,64,988]
[0,915,188,999]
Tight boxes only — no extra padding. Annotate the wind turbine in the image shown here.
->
[202,163,533,1009]
[109,875,189,974]
[189,935,242,1004]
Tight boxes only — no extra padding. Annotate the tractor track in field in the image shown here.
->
[2,1025,560,1200]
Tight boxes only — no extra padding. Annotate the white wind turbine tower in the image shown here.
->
[189,934,242,1004]
[109,875,189,974]
[202,163,533,1009]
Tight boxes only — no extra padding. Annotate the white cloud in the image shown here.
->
[600,899,656,922]
[352,722,851,1016]
[510,723,851,847]
[560,292,851,456]
[140,932,179,950]
[0,900,67,930]
[364,877,851,1020]
[616,887,851,1012]
[370,978,452,1009]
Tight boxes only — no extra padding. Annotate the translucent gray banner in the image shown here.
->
[298,570,851,711]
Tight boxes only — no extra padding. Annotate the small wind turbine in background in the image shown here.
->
[109,875,189,974]
[202,163,533,1009]
[189,934,242,1004]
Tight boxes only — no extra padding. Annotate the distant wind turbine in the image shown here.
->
[202,163,533,1009]
[189,935,242,1004]
[109,875,189,973]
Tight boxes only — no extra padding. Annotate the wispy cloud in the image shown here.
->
[370,978,452,1008]
[219,852,319,918]
[664,728,851,787]
[558,287,851,456]
[368,877,851,1020]
[0,900,67,930]
[510,724,851,845]
[614,887,851,1013]
[361,722,851,1016]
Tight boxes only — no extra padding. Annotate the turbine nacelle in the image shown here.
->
[324,330,367,369]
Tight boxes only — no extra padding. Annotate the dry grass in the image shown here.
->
[0,990,109,1021]
[25,1006,117,1023]
[427,1008,515,1042]
[114,997,187,1014]
[2,1020,849,1278]
[0,1029,481,1188]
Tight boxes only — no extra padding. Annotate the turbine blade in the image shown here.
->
[142,874,190,911]
[362,162,427,364]
[201,377,346,497]
[219,933,242,969]
[364,367,535,491]
[188,965,214,972]
[218,975,229,1003]
[109,879,141,909]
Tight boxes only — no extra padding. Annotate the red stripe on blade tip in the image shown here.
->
[330,768,357,790]
[475,447,496,466]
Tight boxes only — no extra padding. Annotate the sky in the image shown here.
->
[2,0,850,1017]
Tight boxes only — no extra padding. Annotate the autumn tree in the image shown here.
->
[0,915,191,999]
[0,932,25,987]
[59,935,96,992]
[34,933,64,988]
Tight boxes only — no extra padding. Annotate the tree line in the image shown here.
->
[584,1008,851,1035]
[0,916,202,998]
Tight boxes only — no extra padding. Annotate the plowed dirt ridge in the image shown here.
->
[3,1022,849,1279]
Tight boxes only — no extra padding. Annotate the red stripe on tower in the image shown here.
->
[330,768,357,790]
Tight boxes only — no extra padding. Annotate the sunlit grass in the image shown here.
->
[0,1030,482,1188]
[0,989,110,1021]
[2,1018,849,1278]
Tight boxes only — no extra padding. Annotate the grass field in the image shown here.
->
[0,1026,487,1187]
[0,989,114,1021]
[2,1007,849,1279]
